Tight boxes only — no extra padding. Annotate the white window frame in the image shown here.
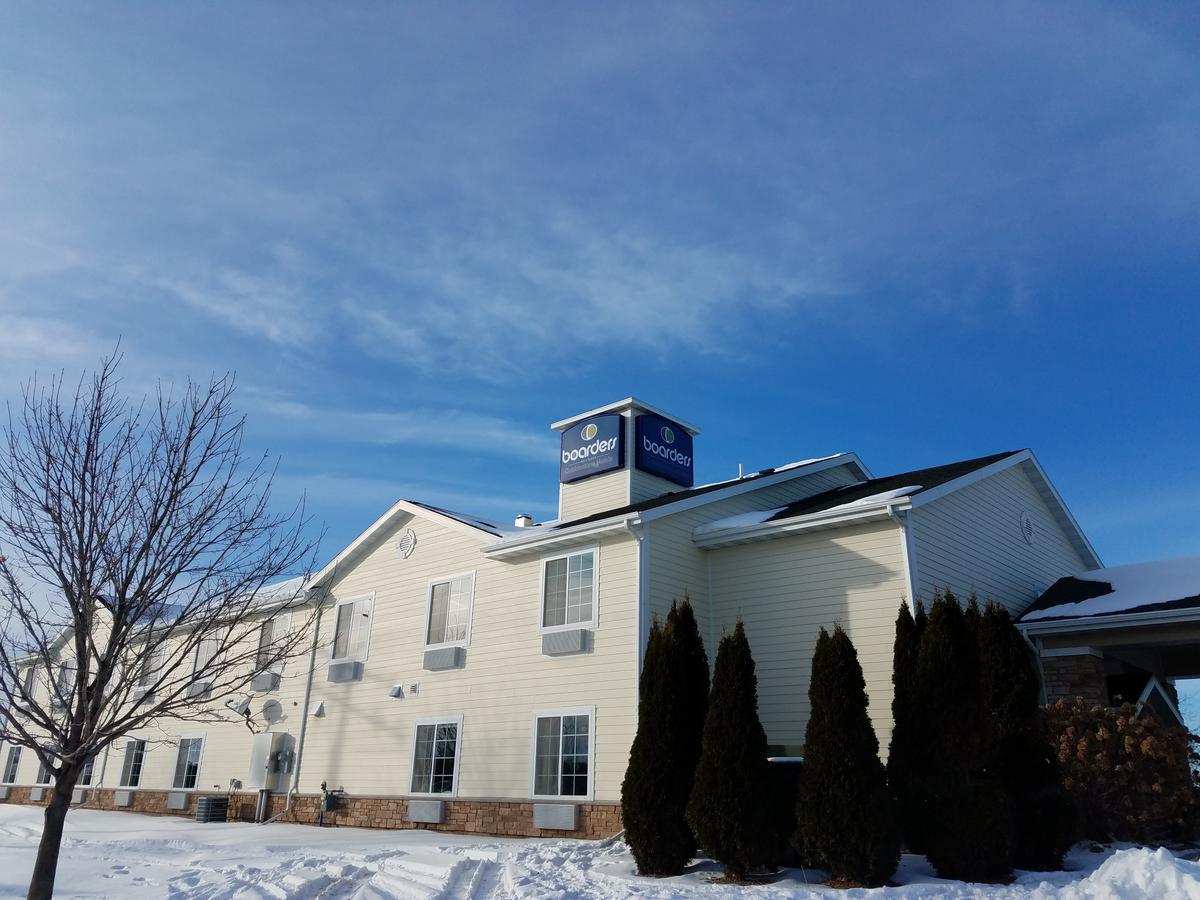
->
[35,760,52,784]
[193,637,219,679]
[21,665,37,698]
[2,746,21,784]
[138,644,165,694]
[255,612,292,675]
[423,572,476,650]
[329,593,375,663]
[407,714,464,798]
[538,547,599,635]
[529,706,596,801]
[119,738,147,788]
[77,754,96,787]
[171,734,206,791]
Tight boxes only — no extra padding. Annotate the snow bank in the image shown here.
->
[0,805,1197,899]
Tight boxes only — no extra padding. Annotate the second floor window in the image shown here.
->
[193,638,219,679]
[21,666,36,698]
[331,596,373,662]
[255,615,291,673]
[541,549,596,631]
[138,645,165,694]
[2,747,20,784]
[119,739,146,787]
[425,574,474,648]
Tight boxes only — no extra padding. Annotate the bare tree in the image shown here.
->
[0,354,319,900]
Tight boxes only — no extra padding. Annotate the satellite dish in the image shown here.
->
[395,528,417,559]
[262,699,283,725]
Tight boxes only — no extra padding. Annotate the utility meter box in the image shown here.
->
[246,732,292,791]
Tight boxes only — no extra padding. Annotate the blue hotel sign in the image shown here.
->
[559,414,625,483]
[635,414,694,487]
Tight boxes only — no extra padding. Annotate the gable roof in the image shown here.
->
[1020,555,1200,624]
[765,451,1020,522]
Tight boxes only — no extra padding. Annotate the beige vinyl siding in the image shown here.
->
[646,462,863,649]
[629,468,688,505]
[708,520,908,752]
[300,513,638,803]
[912,462,1091,617]
[559,468,630,522]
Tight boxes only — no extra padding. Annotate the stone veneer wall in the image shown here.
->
[1042,651,1108,708]
[0,788,622,840]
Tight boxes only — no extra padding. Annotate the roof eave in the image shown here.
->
[693,501,908,549]
[1018,604,1200,635]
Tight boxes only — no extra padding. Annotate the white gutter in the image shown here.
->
[483,516,639,558]
[693,501,912,549]
[1017,604,1200,636]
[262,590,327,825]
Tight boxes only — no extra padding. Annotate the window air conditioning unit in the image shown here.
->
[533,803,578,830]
[326,660,363,683]
[29,787,46,802]
[251,671,280,692]
[0,786,10,801]
[166,791,189,811]
[71,788,88,804]
[407,799,445,824]
[114,790,134,807]
[542,629,590,657]
[423,647,465,671]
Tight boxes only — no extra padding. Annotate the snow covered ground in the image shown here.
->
[0,805,1198,899]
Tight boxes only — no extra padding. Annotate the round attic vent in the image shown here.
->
[1019,511,1035,545]
[395,528,418,559]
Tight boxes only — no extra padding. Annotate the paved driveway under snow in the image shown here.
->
[0,805,1198,898]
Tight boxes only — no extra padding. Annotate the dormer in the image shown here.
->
[552,398,701,522]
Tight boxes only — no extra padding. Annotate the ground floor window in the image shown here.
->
[119,739,146,787]
[532,708,593,799]
[78,755,95,786]
[410,718,461,795]
[35,761,51,784]
[173,737,204,789]
[2,747,20,784]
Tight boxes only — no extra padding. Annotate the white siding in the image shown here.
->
[646,462,863,651]
[295,513,638,803]
[708,521,908,753]
[559,469,630,522]
[912,461,1091,616]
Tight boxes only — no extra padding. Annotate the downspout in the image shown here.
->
[625,520,648,723]
[262,590,326,825]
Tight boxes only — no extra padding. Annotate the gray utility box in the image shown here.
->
[247,731,292,792]
[423,646,465,671]
[71,788,88,804]
[167,791,189,811]
[533,803,578,831]
[542,629,589,657]
[114,790,134,807]
[0,786,9,801]
[251,671,280,692]
[407,799,445,824]
[326,659,363,683]
[29,787,46,802]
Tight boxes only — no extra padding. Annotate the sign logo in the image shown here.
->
[635,414,694,487]
[559,414,625,484]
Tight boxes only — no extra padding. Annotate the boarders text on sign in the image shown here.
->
[559,414,625,483]
[635,414,694,487]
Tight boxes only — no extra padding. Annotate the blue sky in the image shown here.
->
[1,3,1198,580]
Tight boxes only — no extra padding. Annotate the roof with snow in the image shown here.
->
[764,450,1021,523]
[1020,555,1200,623]
[550,454,855,530]
[406,501,514,538]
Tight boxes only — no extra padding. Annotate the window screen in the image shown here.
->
[542,551,594,628]
[332,598,372,661]
[426,576,472,646]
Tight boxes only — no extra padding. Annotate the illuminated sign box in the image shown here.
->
[559,414,625,484]
[635,414,694,487]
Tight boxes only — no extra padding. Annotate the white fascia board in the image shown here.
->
[550,397,701,435]
[483,517,638,559]
[907,449,1101,571]
[693,502,906,549]
[313,499,495,589]
[1017,605,1200,636]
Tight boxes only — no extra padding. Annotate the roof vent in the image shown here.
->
[514,514,534,528]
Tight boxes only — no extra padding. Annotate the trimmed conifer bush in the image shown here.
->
[621,598,710,877]
[686,621,771,880]
[977,602,1075,870]
[796,626,900,887]
[886,600,926,852]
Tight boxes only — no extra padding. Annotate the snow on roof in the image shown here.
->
[407,501,514,537]
[821,484,922,513]
[694,506,788,537]
[1022,554,1200,622]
